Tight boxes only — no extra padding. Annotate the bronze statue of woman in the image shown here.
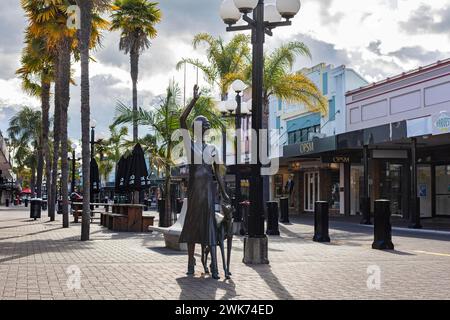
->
[179,85,230,279]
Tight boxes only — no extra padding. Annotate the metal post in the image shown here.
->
[235,92,242,223]
[409,138,422,229]
[71,150,76,193]
[90,126,95,206]
[243,0,269,264]
[360,145,372,225]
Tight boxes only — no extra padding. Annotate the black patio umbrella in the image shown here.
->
[115,155,130,193]
[127,143,149,192]
[90,158,101,194]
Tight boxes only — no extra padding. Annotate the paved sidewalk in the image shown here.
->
[0,207,450,300]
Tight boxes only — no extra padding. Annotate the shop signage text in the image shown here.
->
[432,111,450,135]
[299,141,314,154]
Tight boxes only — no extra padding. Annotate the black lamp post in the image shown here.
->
[219,80,250,227]
[69,143,81,194]
[220,0,301,264]
[90,120,96,204]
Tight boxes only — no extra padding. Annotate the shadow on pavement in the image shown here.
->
[176,276,237,300]
[248,264,295,300]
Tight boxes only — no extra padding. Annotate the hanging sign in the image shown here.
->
[432,111,450,135]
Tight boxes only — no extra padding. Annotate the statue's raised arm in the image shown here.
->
[180,85,201,159]
[180,85,201,130]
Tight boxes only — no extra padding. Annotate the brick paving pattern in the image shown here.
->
[0,207,449,300]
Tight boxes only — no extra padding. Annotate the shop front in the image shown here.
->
[281,136,345,214]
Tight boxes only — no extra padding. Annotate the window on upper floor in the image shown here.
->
[287,125,321,145]
[322,72,328,95]
[329,96,336,121]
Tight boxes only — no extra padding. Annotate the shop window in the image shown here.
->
[274,174,284,197]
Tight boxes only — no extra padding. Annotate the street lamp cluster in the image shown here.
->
[220,0,301,26]
[219,0,301,264]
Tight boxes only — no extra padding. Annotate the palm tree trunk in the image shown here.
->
[78,0,93,241]
[163,164,172,227]
[41,78,52,207]
[36,75,49,199]
[58,36,72,229]
[130,49,139,142]
[30,158,36,197]
[49,59,61,221]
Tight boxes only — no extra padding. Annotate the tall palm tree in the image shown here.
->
[16,33,54,203]
[76,0,110,240]
[113,81,223,226]
[177,33,250,101]
[7,107,42,194]
[22,0,108,229]
[110,0,162,142]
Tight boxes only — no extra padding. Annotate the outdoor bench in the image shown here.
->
[148,198,188,251]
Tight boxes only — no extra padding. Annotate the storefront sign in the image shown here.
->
[432,111,450,135]
[283,136,337,158]
[321,155,355,164]
[299,141,314,154]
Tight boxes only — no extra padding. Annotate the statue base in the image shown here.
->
[243,236,269,265]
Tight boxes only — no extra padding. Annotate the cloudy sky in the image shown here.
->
[1,0,450,140]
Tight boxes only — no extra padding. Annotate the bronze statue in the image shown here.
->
[179,85,230,280]
[201,199,235,279]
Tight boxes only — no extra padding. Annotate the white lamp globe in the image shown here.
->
[71,143,78,150]
[226,99,238,112]
[233,0,258,14]
[276,0,301,19]
[220,0,241,25]
[265,4,281,23]
[231,79,247,93]
[247,99,253,111]
[240,102,250,114]
[217,101,227,113]
[90,119,97,128]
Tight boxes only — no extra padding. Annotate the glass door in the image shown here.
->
[435,165,450,216]
[304,171,320,212]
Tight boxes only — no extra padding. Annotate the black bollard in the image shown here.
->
[360,197,372,225]
[313,201,330,243]
[240,201,250,236]
[372,199,394,250]
[5,198,9,207]
[279,197,290,223]
[266,201,280,236]
[30,198,42,220]
[57,200,63,215]
[25,198,29,208]
[158,198,166,227]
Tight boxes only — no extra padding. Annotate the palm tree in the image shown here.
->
[110,0,162,142]
[16,33,54,203]
[7,107,42,194]
[113,81,223,226]
[177,33,250,101]
[22,0,108,229]
[76,0,110,240]
[244,41,328,206]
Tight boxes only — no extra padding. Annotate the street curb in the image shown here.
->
[357,223,450,236]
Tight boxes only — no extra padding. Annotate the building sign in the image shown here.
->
[283,136,337,158]
[299,141,314,154]
[432,111,450,135]
[321,155,354,164]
